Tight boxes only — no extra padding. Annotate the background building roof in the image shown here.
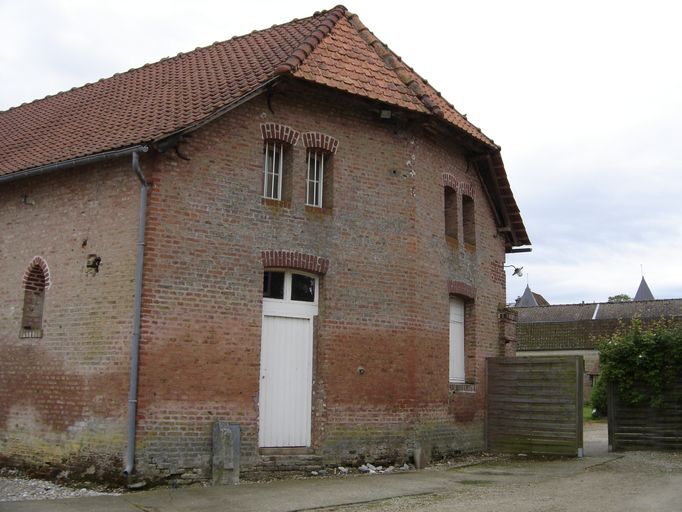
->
[634,276,655,301]
[517,298,682,351]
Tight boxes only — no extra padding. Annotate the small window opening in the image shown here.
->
[306,151,325,207]
[444,188,458,241]
[21,263,46,337]
[462,195,475,247]
[263,271,285,299]
[291,273,315,302]
[263,271,317,304]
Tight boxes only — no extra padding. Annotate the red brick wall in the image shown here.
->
[133,80,509,479]
[0,160,139,481]
[0,80,512,482]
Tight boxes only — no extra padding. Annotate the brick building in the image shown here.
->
[0,6,529,483]
[516,282,682,397]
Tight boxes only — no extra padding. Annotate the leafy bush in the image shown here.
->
[595,319,682,411]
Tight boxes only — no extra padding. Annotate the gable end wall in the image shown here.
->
[0,81,511,482]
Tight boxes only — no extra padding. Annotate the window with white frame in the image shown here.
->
[263,141,284,200]
[449,296,465,383]
[263,270,317,304]
[306,151,325,207]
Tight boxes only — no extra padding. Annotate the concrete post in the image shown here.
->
[212,421,240,485]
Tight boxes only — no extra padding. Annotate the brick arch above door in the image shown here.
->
[261,250,330,275]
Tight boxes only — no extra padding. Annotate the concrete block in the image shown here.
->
[212,421,240,485]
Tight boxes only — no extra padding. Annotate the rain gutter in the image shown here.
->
[0,145,149,184]
[124,151,150,478]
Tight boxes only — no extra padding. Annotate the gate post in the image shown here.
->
[484,358,490,451]
[576,356,584,457]
[607,381,615,452]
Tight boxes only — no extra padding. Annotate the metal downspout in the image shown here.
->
[124,151,150,477]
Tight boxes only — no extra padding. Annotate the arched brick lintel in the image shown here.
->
[23,256,51,289]
[448,279,475,300]
[262,250,330,275]
[442,173,475,198]
[260,123,300,146]
[302,132,339,154]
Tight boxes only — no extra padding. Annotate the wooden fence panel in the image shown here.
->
[486,356,583,456]
[608,381,682,451]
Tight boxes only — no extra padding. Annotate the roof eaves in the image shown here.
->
[0,144,149,185]
[487,152,530,247]
[0,78,278,181]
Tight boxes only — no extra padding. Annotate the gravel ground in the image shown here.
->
[5,422,677,511]
[0,451,500,503]
[320,448,682,512]
[0,469,119,502]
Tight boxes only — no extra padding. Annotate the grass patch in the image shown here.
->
[583,404,607,423]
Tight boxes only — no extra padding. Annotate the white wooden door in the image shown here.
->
[259,314,313,447]
[449,297,465,383]
[259,270,318,448]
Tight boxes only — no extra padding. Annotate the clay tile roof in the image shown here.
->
[0,8,343,176]
[0,5,529,247]
[596,298,682,320]
[516,298,682,351]
[517,303,599,323]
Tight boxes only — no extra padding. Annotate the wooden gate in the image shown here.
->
[607,380,682,451]
[486,356,584,456]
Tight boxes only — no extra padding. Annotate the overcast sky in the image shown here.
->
[2,0,681,305]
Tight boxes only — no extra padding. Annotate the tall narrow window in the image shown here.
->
[263,141,284,200]
[462,195,475,247]
[21,261,47,338]
[302,132,338,209]
[306,151,325,207]
[449,297,465,383]
[444,187,458,241]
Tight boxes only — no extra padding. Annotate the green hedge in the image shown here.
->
[591,319,682,415]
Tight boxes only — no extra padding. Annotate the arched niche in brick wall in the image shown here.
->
[20,256,50,338]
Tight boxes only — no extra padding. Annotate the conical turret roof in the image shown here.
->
[516,285,539,307]
[634,277,654,301]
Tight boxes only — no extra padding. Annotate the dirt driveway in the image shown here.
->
[324,423,681,512]
[1,424,680,512]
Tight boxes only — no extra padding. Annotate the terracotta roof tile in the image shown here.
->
[293,16,426,112]
[0,5,529,247]
[0,10,338,175]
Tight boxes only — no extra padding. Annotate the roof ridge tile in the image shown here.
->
[343,10,501,150]
[345,11,443,118]
[274,5,347,75]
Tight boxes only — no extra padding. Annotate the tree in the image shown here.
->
[608,293,631,303]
